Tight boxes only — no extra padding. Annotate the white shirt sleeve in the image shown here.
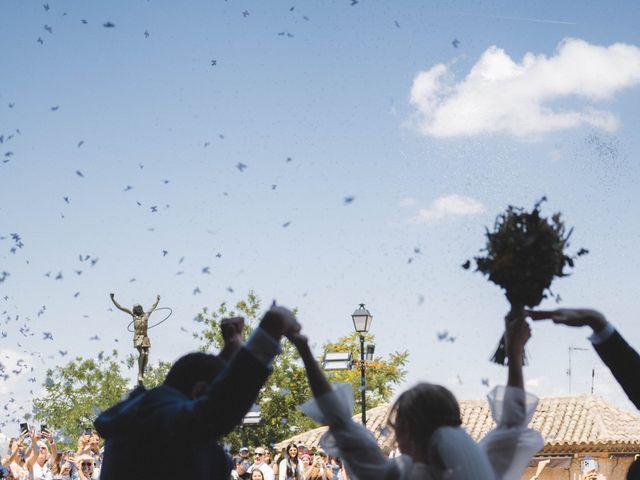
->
[261,464,275,480]
[480,386,544,480]
[299,383,405,480]
[588,322,615,345]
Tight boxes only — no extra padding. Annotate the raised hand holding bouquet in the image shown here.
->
[463,197,588,364]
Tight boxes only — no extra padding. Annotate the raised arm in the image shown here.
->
[110,293,132,315]
[527,308,640,409]
[287,332,332,398]
[505,314,530,389]
[219,316,245,362]
[98,305,301,442]
[479,314,543,480]
[25,429,40,468]
[191,306,300,437]
[3,438,24,466]
[44,430,57,460]
[287,331,395,480]
[148,294,161,313]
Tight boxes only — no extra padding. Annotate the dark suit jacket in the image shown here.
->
[96,346,270,479]
[593,330,640,410]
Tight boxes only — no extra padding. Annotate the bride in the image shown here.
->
[286,317,542,480]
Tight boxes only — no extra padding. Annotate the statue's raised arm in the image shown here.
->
[148,294,161,314]
[110,293,132,315]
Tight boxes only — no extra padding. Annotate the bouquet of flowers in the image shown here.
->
[463,197,588,364]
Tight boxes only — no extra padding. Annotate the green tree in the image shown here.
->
[323,333,409,409]
[33,350,129,445]
[125,353,171,389]
[33,349,171,446]
[193,291,409,450]
[33,291,408,451]
[193,292,317,449]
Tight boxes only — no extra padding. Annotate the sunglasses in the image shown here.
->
[254,453,263,456]
[82,462,94,467]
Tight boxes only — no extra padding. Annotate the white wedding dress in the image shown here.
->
[299,384,542,480]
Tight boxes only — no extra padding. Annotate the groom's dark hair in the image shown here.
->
[164,352,226,396]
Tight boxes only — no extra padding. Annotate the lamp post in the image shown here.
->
[351,303,373,426]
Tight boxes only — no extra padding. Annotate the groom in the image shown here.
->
[96,304,301,480]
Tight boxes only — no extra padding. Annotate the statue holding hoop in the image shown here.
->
[110,293,160,385]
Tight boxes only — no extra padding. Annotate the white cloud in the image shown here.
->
[410,194,485,224]
[409,38,640,138]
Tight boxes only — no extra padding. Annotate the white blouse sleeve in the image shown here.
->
[479,386,544,480]
[299,383,410,480]
[278,458,287,480]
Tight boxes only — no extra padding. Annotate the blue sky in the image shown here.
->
[2,0,640,433]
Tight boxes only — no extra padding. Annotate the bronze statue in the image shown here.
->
[110,293,160,385]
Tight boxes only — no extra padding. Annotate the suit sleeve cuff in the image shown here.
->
[244,327,282,368]
[588,322,615,345]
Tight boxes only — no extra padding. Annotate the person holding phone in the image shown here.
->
[75,429,93,457]
[3,437,27,480]
[31,426,57,480]
[580,457,607,480]
[306,451,333,480]
[22,428,42,480]
[86,431,102,474]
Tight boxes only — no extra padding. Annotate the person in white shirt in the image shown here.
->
[248,448,274,480]
[278,444,304,480]
[32,429,57,480]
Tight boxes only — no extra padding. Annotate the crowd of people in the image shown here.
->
[1,305,639,480]
[230,444,346,480]
[1,428,102,480]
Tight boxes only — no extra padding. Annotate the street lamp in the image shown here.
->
[351,303,373,426]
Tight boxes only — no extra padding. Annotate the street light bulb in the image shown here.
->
[351,303,373,333]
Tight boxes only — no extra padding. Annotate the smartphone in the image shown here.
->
[83,427,92,435]
[19,422,29,436]
[581,457,598,473]
[41,424,49,435]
